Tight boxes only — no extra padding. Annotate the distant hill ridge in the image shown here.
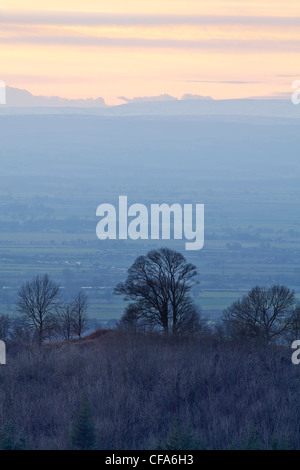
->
[2,86,107,108]
[0,86,299,118]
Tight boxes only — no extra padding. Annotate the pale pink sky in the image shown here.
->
[1,0,299,104]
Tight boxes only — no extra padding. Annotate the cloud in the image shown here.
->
[2,74,94,84]
[3,86,106,107]
[181,94,213,100]
[2,11,300,27]
[118,94,177,103]
[244,92,292,100]
[268,91,295,98]
[276,74,300,78]
[1,36,300,51]
[183,80,261,84]
[118,94,213,103]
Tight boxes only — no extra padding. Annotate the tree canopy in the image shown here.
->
[114,248,200,334]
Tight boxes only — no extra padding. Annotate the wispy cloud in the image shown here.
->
[119,94,177,103]
[1,74,94,84]
[1,36,300,51]
[183,80,261,84]
[1,11,300,27]
[118,94,213,103]
[246,91,293,99]
[276,74,300,78]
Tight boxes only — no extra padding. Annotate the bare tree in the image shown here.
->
[114,248,199,334]
[55,302,75,341]
[17,274,60,345]
[174,299,203,336]
[0,315,10,341]
[117,303,157,333]
[117,303,140,332]
[72,291,89,339]
[284,304,300,344]
[9,315,35,345]
[223,285,295,345]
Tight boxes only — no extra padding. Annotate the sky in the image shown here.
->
[1,0,299,105]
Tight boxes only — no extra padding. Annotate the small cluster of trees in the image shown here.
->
[222,284,300,345]
[0,274,89,345]
[115,248,300,345]
[0,248,299,347]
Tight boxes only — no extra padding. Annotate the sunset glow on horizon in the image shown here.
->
[1,0,299,105]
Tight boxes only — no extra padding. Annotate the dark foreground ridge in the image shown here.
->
[0,330,297,450]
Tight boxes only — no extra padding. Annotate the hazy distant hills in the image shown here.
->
[100,98,300,119]
[0,86,299,118]
[1,86,106,108]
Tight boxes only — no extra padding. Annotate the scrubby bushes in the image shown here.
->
[0,331,299,450]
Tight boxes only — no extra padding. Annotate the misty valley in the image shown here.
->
[0,114,299,325]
